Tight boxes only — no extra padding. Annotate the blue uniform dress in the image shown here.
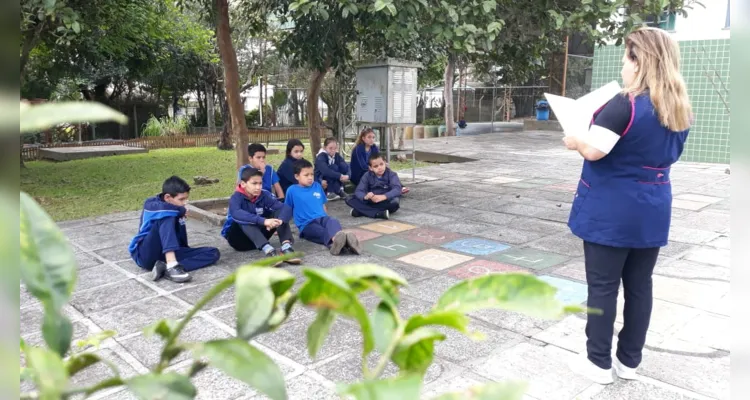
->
[221,186,294,251]
[314,150,350,195]
[129,195,220,271]
[285,182,342,247]
[569,93,689,371]
[349,143,379,186]
[345,168,402,218]
[238,164,280,197]
[277,156,299,196]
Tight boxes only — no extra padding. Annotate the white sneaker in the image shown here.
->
[569,355,614,385]
[613,358,638,380]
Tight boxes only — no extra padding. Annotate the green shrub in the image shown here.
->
[422,117,445,126]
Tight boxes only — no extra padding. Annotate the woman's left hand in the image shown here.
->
[563,136,578,150]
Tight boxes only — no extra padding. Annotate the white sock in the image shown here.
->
[167,261,178,269]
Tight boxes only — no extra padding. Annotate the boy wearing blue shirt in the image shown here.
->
[238,143,285,200]
[285,159,362,255]
[222,167,301,267]
[346,153,402,220]
[129,176,220,283]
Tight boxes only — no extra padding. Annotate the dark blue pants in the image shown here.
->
[346,197,399,218]
[225,222,293,251]
[132,217,220,272]
[300,217,342,247]
[323,179,344,195]
[584,241,659,370]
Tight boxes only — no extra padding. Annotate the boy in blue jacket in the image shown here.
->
[346,153,402,220]
[285,159,362,255]
[222,167,301,267]
[314,137,350,201]
[238,143,285,201]
[129,176,220,283]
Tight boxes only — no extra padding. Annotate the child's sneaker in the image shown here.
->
[264,249,283,268]
[330,231,347,255]
[613,358,638,380]
[165,264,191,283]
[568,355,614,385]
[338,188,349,200]
[375,210,390,220]
[326,192,340,201]
[280,246,302,265]
[345,231,363,255]
[151,260,167,281]
[350,209,363,218]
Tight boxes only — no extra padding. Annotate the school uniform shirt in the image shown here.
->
[568,92,689,248]
[354,168,402,200]
[221,186,292,238]
[238,164,280,194]
[350,143,379,184]
[277,156,299,195]
[284,182,328,233]
[128,195,188,255]
[314,150,350,183]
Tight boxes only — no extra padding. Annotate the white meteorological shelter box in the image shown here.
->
[544,81,623,136]
[355,59,422,125]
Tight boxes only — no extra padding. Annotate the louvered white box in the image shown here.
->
[355,59,421,125]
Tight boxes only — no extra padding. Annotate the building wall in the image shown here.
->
[591,38,730,163]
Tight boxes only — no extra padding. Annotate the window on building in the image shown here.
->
[644,11,676,31]
[725,0,730,28]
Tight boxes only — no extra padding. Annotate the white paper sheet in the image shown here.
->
[544,81,622,137]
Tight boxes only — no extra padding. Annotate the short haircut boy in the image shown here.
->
[240,166,263,182]
[248,143,267,158]
[294,158,314,175]
[368,152,383,166]
[162,176,191,197]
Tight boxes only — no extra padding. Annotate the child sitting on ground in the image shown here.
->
[350,127,410,195]
[285,159,362,255]
[277,139,305,196]
[346,152,402,220]
[128,176,220,283]
[239,143,285,201]
[221,167,301,267]
[315,137,350,201]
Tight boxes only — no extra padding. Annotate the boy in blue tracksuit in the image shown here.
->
[238,143,285,201]
[314,137,350,201]
[129,176,220,283]
[222,167,301,267]
[285,159,362,255]
[346,153,402,220]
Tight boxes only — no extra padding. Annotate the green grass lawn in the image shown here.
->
[21,147,429,221]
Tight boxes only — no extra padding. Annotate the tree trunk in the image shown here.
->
[443,55,456,137]
[307,66,329,155]
[172,91,179,120]
[215,0,248,167]
[217,88,233,150]
[206,81,215,133]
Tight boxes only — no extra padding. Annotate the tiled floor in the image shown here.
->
[20,130,730,399]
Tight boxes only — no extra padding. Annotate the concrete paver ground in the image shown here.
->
[20,131,730,399]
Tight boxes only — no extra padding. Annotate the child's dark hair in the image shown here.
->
[368,152,384,166]
[239,166,263,182]
[285,139,304,157]
[293,158,313,175]
[323,137,338,147]
[247,143,266,158]
[162,176,191,197]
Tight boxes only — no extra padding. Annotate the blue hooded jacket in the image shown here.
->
[354,168,402,200]
[314,150,349,184]
[128,195,187,255]
[221,186,292,237]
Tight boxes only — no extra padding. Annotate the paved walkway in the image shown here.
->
[20,131,730,399]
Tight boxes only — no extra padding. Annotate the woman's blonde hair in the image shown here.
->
[354,127,374,146]
[624,27,692,132]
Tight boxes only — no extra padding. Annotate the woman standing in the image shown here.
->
[563,27,692,384]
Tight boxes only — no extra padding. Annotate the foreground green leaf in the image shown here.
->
[332,264,408,286]
[339,373,423,400]
[65,353,102,376]
[26,346,68,399]
[391,327,445,374]
[20,101,128,134]
[299,268,374,356]
[431,381,528,400]
[127,373,196,400]
[308,309,336,358]
[144,319,178,340]
[434,273,589,319]
[371,302,398,353]
[193,339,286,400]
[404,311,469,334]
[235,266,295,340]
[42,309,73,357]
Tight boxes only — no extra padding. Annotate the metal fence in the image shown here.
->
[416,86,549,124]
